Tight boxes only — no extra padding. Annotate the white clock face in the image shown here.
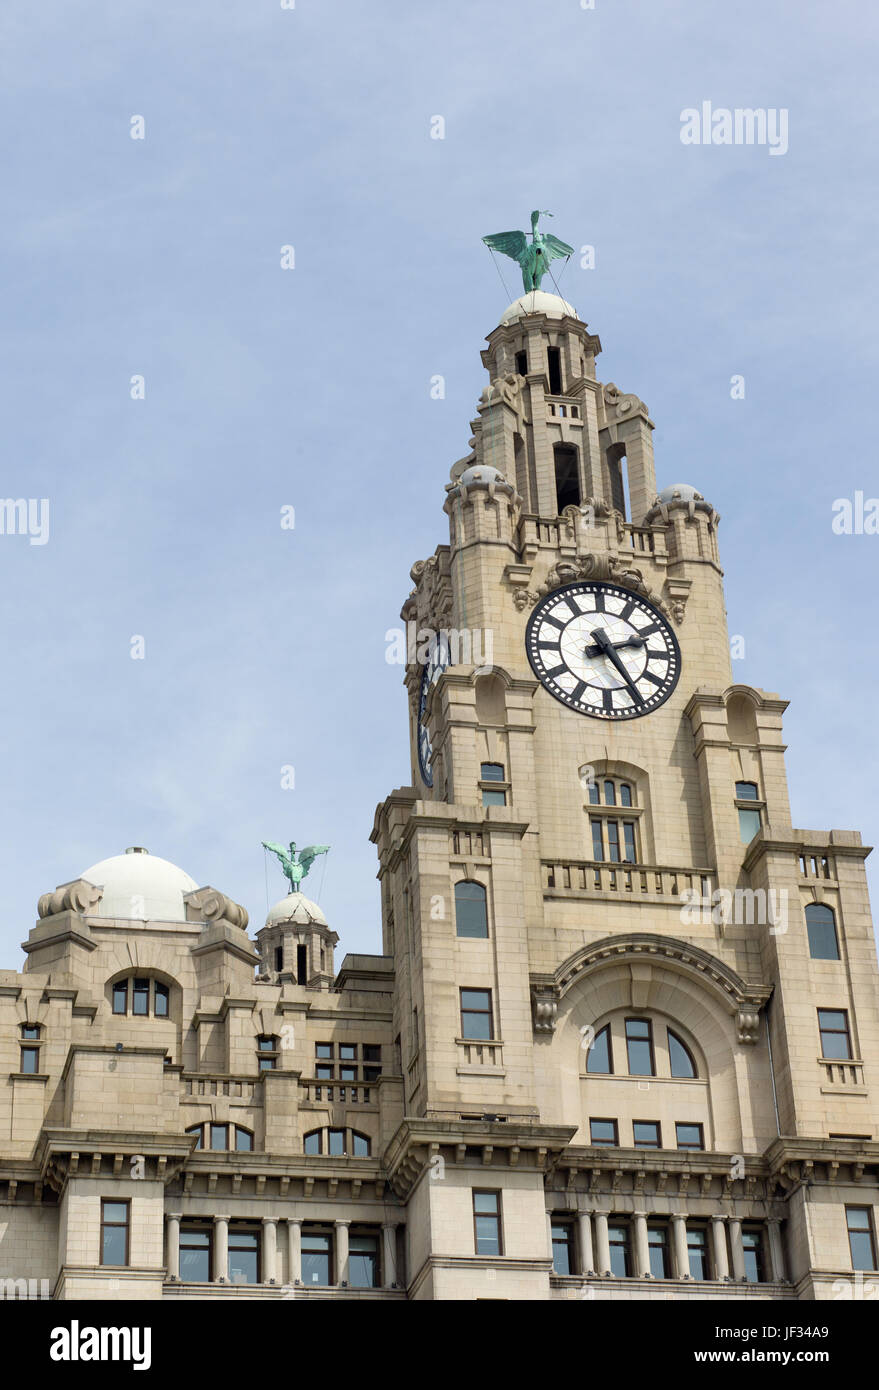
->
[417,632,451,785]
[525,582,680,720]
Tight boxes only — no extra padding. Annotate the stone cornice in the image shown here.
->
[383,1118,577,1199]
[743,827,872,872]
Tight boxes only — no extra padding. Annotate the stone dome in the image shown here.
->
[656,484,704,504]
[79,847,198,921]
[264,892,328,929]
[499,290,578,325]
[458,464,507,487]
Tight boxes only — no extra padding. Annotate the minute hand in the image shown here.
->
[589,628,642,703]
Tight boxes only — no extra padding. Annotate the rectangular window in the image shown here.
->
[675,1122,705,1151]
[352,1132,370,1157]
[315,1064,333,1079]
[316,1042,333,1059]
[482,788,506,807]
[100,1200,130,1267]
[154,982,169,1017]
[590,819,604,861]
[235,1128,253,1152]
[339,1044,356,1060]
[687,1226,710,1280]
[349,1232,380,1288]
[363,1045,381,1063]
[606,820,621,863]
[328,1128,345,1156]
[847,1207,877,1271]
[302,1228,333,1285]
[623,822,637,863]
[806,905,840,960]
[633,1120,661,1149]
[818,1009,852,1060]
[473,1191,502,1256]
[460,988,493,1040]
[589,1118,618,1147]
[132,978,150,1016]
[648,1225,669,1279]
[588,783,600,805]
[20,1046,39,1074]
[625,1018,654,1076]
[340,1066,357,1081]
[228,1228,259,1285]
[742,1226,765,1283]
[551,1221,574,1275]
[21,1024,40,1040]
[304,1131,321,1155]
[608,1223,630,1277]
[112,981,128,1015]
[738,807,762,843]
[179,1225,211,1283]
[210,1124,228,1151]
[480,762,504,781]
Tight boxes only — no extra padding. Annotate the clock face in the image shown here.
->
[417,632,451,786]
[525,582,680,720]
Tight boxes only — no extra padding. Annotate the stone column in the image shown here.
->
[711,1215,730,1281]
[593,1212,611,1275]
[728,1217,746,1281]
[166,1213,181,1281]
[767,1218,786,1283]
[335,1219,350,1287]
[633,1212,650,1278]
[214,1215,230,1283]
[578,1210,594,1275]
[382,1223,398,1289]
[672,1214,689,1279]
[287,1219,302,1285]
[546,1211,555,1262]
[262,1217,278,1285]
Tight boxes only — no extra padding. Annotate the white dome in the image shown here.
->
[657,483,703,503]
[499,291,578,325]
[265,892,328,929]
[79,848,198,922]
[458,464,507,486]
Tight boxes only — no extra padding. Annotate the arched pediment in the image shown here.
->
[531,932,772,1042]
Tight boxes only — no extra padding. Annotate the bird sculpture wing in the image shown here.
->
[297,844,330,879]
[540,233,575,264]
[262,840,292,867]
[482,230,529,266]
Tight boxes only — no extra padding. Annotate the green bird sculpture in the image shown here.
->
[261,840,330,895]
[483,210,574,293]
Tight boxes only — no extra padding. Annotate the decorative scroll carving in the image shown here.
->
[531,990,558,1033]
[184,887,249,931]
[535,552,674,623]
[37,879,103,919]
[736,1009,761,1045]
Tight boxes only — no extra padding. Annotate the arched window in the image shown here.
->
[553,444,581,511]
[667,1029,698,1078]
[586,1024,613,1074]
[186,1123,253,1152]
[111,975,170,1018]
[806,903,840,961]
[303,1127,371,1157]
[734,781,762,844]
[455,881,488,939]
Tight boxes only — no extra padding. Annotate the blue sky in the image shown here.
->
[0,0,876,960]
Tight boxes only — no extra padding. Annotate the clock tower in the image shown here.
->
[372,280,879,1300]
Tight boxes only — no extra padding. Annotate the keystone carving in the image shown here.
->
[184,887,249,931]
[37,878,104,919]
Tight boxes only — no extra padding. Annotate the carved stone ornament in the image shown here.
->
[37,878,104,919]
[603,381,649,420]
[531,990,558,1033]
[479,373,523,412]
[184,887,249,931]
[536,553,675,624]
[736,1009,762,1045]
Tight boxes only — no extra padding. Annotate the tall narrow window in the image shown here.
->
[606,821,621,863]
[687,1227,710,1280]
[551,1221,574,1275]
[806,904,840,961]
[818,1009,852,1060]
[648,1225,670,1279]
[460,989,493,1040]
[19,1024,40,1074]
[274,946,283,972]
[607,451,627,519]
[154,981,169,1017]
[846,1208,877,1271]
[228,1228,259,1285]
[112,981,128,1015]
[180,1225,212,1282]
[553,443,580,511]
[302,1228,333,1285]
[588,782,600,805]
[349,1232,380,1288]
[586,1024,612,1074]
[547,346,562,395]
[455,882,489,939]
[100,1200,130,1267]
[608,1224,630,1277]
[625,1018,654,1075]
[257,1035,279,1071]
[623,823,637,863]
[296,944,308,984]
[742,1227,766,1282]
[667,1029,697,1078]
[132,978,150,1016]
[473,1191,503,1255]
[515,349,528,376]
[604,779,616,805]
[735,781,762,844]
[304,1130,321,1155]
[590,819,604,861]
[619,783,633,807]
[480,762,506,807]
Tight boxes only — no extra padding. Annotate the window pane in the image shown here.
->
[819,1010,851,1059]
[315,1043,333,1058]
[608,1227,629,1277]
[480,763,504,781]
[590,1119,617,1146]
[102,1201,128,1224]
[20,1047,38,1074]
[316,1064,333,1079]
[235,1128,253,1152]
[668,1030,697,1078]
[461,990,492,1039]
[180,1230,211,1282]
[328,1129,345,1155]
[154,982,169,1017]
[302,1231,331,1285]
[112,981,127,1014]
[588,783,600,805]
[228,1231,258,1285]
[257,1036,276,1051]
[738,807,761,843]
[102,1225,127,1266]
[604,780,616,805]
[648,1228,668,1278]
[676,1123,704,1150]
[687,1230,709,1280]
[340,1066,357,1080]
[473,1191,499,1214]
[304,1131,321,1155]
[455,882,489,939]
[620,783,632,807]
[586,1025,612,1074]
[363,1045,381,1063]
[806,904,840,961]
[132,978,149,1016]
[623,823,636,863]
[352,1133,370,1156]
[742,1229,764,1282]
[590,820,604,860]
[551,1224,572,1275]
[258,1057,275,1072]
[349,1235,379,1288]
[482,788,506,806]
[625,1019,653,1075]
[210,1124,228,1150]
[633,1121,660,1148]
[21,1024,40,1040]
[735,781,759,800]
[607,821,620,863]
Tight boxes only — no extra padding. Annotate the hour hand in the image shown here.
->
[583,634,645,659]
[588,628,642,703]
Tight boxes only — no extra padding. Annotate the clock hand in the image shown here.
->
[583,634,646,659]
[589,628,643,704]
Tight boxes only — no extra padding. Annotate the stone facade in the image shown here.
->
[0,291,877,1301]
